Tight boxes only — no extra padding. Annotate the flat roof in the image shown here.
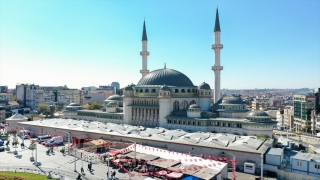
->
[19,118,273,154]
[266,148,283,156]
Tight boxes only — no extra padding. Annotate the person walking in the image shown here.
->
[81,167,84,174]
[113,171,116,178]
[87,163,90,171]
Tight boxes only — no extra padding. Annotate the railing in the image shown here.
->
[0,167,66,180]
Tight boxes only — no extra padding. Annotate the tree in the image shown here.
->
[27,114,35,121]
[257,134,269,141]
[29,139,37,161]
[88,102,102,110]
[13,95,17,101]
[38,104,50,114]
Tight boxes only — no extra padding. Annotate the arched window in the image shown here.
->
[192,121,195,125]
[140,89,143,93]
[181,89,185,93]
[187,89,191,93]
[201,92,203,95]
[190,100,196,105]
[187,121,190,125]
[145,89,149,93]
[182,100,189,110]
[174,89,179,93]
[192,89,195,92]
[136,89,138,92]
[197,122,200,126]
[151,89,156,93]
[173,100,179,111]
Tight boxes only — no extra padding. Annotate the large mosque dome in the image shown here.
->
[137,68,194,87]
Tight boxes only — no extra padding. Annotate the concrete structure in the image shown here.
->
[81,86,98,92]
[0,106,5,123]
[0,86,8,93]
[212,8,223,103]
[5,113,28,132]
[111,82,120,90]
[294,94,316,132]
[18,118,273,171]
[265,148,284,167]
[290,153,320,176]
[284,106,294,129]
[83,91,113,105]
[276,109,284,127]
[16,84,83,110]
[252,98,271,111]
[0,93,14,101]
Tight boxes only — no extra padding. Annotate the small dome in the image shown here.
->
[124,85,133,91]
[245,110,270,117]
[68,103,81,107]
[160,85,170,91]
[106,95,123,101]
[221,96,244,105]
[198,82,211,90]
[189,104,201,109]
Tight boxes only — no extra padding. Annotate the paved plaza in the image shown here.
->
[0,136,136,180]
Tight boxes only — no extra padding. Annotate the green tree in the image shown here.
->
[88,102,101,110]
[257,134,269,141]
[38,104,50,114]
[13,95,17,101]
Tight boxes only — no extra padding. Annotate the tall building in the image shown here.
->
[283,106,294,129]
[111,82,120,90]
[315,87,320,112]
[294,94,316,132]
[64,8,276,137]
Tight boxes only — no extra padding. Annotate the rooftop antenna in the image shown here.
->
[164,63,166,69]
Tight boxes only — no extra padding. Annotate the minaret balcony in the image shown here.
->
[212,66,223,71]
[211,44,223,49]
[140,51,150,56]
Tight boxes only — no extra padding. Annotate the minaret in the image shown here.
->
[140,20,150,77]
[212,7,223,103]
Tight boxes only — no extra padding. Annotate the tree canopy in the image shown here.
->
[88,102,101,110]
[38,104,50,114]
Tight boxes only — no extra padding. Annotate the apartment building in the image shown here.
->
[283,106,294,129]
[294,94,316,132]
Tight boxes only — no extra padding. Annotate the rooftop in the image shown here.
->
[19,118,273,154]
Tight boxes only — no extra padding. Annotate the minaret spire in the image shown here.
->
[140,20,150,77]
[142,19,148,41]
[214,7,221,32]
[212,7,223,103]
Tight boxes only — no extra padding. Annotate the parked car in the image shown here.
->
[45,136,63,146]
[36,135,52,143]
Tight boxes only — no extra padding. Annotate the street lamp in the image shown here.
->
[16,125,25,145]
[54,129,70,155]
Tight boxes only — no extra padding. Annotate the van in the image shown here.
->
[45,136,63,146]
[36,135,52,143]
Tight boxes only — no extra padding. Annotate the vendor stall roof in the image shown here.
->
[124,151,147,159]
[192,167,220,180]
[147,158,180,168]
[140,154,159,161]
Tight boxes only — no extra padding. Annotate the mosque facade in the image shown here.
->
[64,8,276,137]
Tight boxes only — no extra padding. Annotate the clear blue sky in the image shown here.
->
[0,0,319,90]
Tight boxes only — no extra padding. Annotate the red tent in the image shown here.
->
[109,150,119,156]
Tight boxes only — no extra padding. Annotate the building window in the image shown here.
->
[181,89,185,93]
[187,89,191,93]
[140,89,143,93]
[174,89,179,93]
[151,89,156,93]
[145,89,149,93]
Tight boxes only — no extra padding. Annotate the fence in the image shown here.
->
[68,148,101,164]
[0,167,67,180]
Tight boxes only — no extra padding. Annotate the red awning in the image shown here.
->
[109,151,119,156]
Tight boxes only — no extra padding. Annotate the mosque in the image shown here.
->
[64,8,276,137]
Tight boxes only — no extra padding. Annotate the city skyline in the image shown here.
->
[0,0,319,89]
